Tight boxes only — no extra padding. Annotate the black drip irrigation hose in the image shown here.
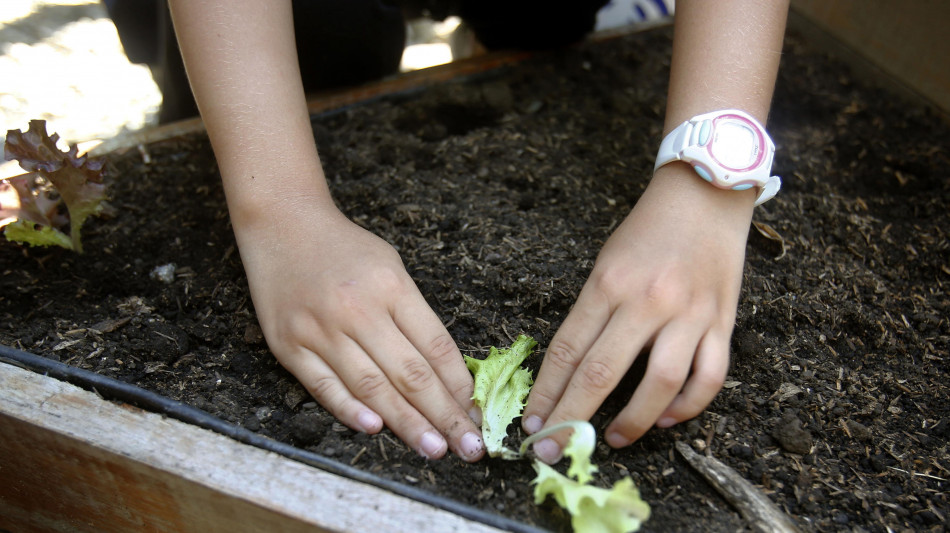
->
[0,344,549,533]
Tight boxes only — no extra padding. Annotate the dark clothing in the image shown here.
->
[457,0,607,50]
[106,0,608,123]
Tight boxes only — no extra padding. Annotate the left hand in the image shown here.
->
[521,163,756,462]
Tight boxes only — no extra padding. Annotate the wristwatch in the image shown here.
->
[654,109,781,205]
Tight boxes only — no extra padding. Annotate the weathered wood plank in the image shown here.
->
[0,362,503,533]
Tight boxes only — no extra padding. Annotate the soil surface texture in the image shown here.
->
[2,26,948,532]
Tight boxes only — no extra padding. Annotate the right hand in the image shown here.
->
[235,202,485,462]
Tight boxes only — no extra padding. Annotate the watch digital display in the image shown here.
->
[708,115,763,171]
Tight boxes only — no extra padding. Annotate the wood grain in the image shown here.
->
[0,362,502,533]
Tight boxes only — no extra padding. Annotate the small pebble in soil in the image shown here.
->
[772,414,813,454]
[287,411,329,443]
[254,406,272,422]
[844,419,871,441]
[243,323,264,344]
[730,444,754,460]
[244,416,261,432]
[685,419,704,438]
[149,263,176,284]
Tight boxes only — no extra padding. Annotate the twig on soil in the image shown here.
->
[675,441,801,533]
[350,446,367,466]
[885,466,947,482]
[378,436,389,461]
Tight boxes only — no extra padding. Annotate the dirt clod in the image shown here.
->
[772,414,813,455]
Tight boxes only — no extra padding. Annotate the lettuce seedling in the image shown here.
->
[2,120,106,252]
[522,422,651,533]
[467,335,651,533]
[464,334,536,458]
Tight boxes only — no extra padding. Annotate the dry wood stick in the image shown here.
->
[675,441,802,533]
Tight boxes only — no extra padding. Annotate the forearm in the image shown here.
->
[167,0,334,229]
[649,0,789,213]
[665,0,789,130]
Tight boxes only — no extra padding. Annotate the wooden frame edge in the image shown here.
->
[0,362,503,533]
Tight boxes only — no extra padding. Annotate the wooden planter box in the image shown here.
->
[0,359,507,533]
[2,6,945,531]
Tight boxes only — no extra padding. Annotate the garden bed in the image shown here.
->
[2,21,948,532]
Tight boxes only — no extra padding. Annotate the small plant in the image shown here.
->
[466,334,651,533]
[1,120,106,252]
[465,334,537,459]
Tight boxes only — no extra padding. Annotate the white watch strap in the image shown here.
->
[654,119,692,171]
[653,111,781,206]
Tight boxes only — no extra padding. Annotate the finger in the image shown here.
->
[604,319,705,448]
[532,308,654,463]
[653,329,730,426]
[392,292,477,420]
[522,283,612,436]
[357,318,485,462]
[277,347,383,434]
[322,333,453,460]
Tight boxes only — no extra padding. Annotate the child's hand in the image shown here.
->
[236,204,485,462]
[521,163,756,462]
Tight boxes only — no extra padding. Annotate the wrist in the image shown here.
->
[651,161,756,213]
[223,167,340,235]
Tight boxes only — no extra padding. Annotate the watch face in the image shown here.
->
[707,114,765,171]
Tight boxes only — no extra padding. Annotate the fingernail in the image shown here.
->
[656,417,677,428]
[357,410,382,433]
[606,431,631,448]
[469,407,483,426]
[460,431,484,461]
[523,415,543,434]
[533,438,562,464]
[419,431,447,459]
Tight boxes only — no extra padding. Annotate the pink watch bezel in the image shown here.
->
[705,113,767,173]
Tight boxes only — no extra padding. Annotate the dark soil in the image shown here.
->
[2,25,948,532]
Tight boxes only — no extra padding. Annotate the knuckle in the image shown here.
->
[352,371,389,400]
[426,334,459,366]
[373,264,407,291]
[527,385,559,408]
[578,360,615,392]
[306,374,339,403]
[396,358,436,395]
[697,365,727,389]
[591,264,630,295]
[650,365,684,392]
[545,338,583,372]
[643,275,687,309]
[270,315,309,345]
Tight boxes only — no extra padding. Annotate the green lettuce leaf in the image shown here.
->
[467,336,651,532]
[533,461,651,533]
[3,219,74,249]
[464,334,536,459]
[562,420,598,484]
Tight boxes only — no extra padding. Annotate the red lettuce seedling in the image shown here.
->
[2,119,106,252]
